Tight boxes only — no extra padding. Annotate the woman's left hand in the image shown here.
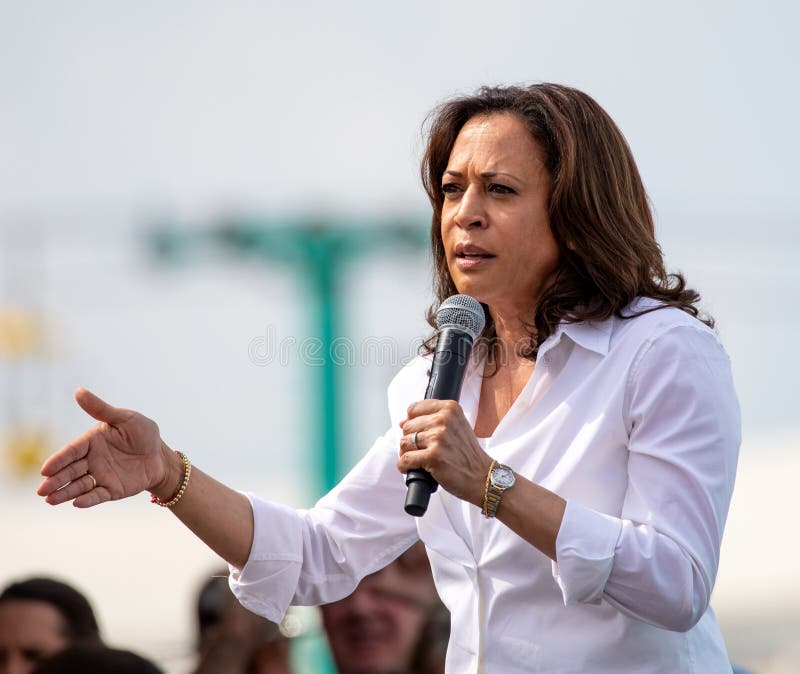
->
[398,400,492,507]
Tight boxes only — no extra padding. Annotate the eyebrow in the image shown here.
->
[443,170,521,181]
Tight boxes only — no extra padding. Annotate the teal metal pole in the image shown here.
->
[303,236,339,674]
[308,236,341,494]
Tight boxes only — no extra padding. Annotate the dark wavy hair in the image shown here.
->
[420,83,712,364]
[0,577,101,643]
[32,645,163,674]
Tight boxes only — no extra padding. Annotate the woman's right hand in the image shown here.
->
[37,388,173,508]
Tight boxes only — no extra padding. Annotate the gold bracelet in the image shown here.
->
[151,451,192,508]
[482,460,496,517]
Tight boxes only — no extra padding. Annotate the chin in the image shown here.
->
[448,276,481,302]
[450,281,492,306]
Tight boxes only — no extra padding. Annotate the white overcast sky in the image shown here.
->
[1,0,797,218]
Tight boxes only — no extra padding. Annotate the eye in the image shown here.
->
[441,182,462,197]
[488,183,515,195]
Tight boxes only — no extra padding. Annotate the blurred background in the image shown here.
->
[0,1,797,672]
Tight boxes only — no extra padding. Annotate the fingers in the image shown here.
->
[399,415,439,446]
[75,388,131,426]
[37,457,89,496]
[396,446,434,474]
[40,433,91,477]
[402,400,464,435]
[398,421,438,466]
[405,399,460,420]
[399,400,465,452]
[43,473,97,506]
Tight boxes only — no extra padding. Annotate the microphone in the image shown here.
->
[404,294,486,517]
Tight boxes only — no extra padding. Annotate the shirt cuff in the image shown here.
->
[228,492,304,623]
[551,500,622,605]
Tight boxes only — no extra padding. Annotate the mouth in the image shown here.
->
[454,243,495,267]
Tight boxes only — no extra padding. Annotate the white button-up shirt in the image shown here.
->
[230,299,740,673]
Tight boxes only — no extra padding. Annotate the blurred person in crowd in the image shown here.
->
[193,572,290,674]
[38,83,741,672]
[31,644,162,674]
[0,577,101,674]
[320,541,446,674]
[409,601,449,674]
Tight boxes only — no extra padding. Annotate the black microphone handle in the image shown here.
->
[405,328,474,517]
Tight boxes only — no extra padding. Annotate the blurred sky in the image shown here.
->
[1,1,799,672]
[1,1,797,215]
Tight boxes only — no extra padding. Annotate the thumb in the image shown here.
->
[75,388,132,425]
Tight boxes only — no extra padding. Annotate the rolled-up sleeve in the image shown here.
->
[229,427,419,621]
[552,502,622,605]
[552,324,740,631]
[228,497,305,622]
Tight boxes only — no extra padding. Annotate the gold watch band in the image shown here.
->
[484,484,504,518]
[482,460,497,518]
[482,461,515,518]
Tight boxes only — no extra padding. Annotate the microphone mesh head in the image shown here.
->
[435,295,485,339]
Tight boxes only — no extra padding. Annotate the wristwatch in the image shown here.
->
[483,462,516,518]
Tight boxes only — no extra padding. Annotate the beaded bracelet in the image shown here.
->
[151,451,192,508]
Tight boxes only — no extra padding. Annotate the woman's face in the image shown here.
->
[440,113,560,319]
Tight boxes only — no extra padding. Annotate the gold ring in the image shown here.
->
[87,472,97,490]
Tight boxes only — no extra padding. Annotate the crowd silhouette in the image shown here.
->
[0,545,448,674]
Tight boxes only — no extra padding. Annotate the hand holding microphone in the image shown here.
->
[401,295,486,517]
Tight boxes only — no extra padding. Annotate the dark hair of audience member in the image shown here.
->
[196,574,231,648]
[194,572,290,674]
[411,601,450,674]
[31,644,163,674]
[0,577,101,643]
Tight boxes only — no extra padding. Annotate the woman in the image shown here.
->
[37,84,740,673]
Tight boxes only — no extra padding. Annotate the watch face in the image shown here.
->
[491,465,515,489]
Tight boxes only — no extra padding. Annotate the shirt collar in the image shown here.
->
[544,317,613,358]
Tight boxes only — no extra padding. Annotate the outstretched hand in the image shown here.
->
[37,388,169,508]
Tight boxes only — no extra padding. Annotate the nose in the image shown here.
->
[346,586,380,618]
[452,185,488,230]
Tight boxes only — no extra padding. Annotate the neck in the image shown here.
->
[489,307,537,369]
